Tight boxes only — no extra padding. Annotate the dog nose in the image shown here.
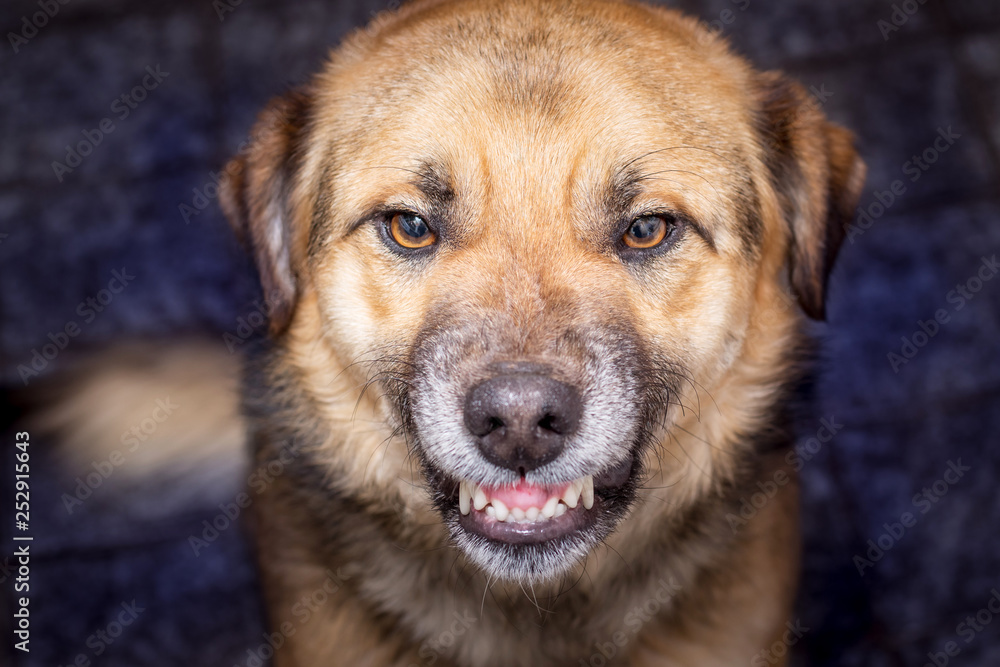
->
[464,373,581,474]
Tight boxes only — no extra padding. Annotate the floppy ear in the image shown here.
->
[755,72,866,320]
[219,90,312,335]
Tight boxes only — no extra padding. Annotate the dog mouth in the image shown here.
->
[405,346,654,579]
[458,474,594,544]
[435,457,636,547]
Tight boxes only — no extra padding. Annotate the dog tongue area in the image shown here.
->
[482,478,567,509]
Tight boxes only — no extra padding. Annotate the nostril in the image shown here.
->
[486,417,504,434]
[537,413,559,434]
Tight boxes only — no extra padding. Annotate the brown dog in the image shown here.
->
[213,0,865,664]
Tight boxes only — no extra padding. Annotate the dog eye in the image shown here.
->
[623,215,671,249]
[388,213,436,250]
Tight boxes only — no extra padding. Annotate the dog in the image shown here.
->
[38,0,865,664]
[212,1,866,663]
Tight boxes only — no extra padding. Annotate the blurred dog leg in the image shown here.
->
[23,340,247,516]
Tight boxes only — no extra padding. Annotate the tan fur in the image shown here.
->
[33,1,864,665]
[27,340,247,513]
[216,1,865,665]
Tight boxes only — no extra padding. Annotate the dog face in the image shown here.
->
[222,0,863,584]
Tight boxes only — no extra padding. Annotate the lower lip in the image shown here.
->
[457,498,599,544]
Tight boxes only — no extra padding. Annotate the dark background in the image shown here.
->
[1,0,999,665]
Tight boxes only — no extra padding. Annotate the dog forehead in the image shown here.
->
[314,0,755,153]
[307,0,759,246]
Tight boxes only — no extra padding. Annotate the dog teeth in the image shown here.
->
[562,480,581,509]
[492,499,510,522]
[459,481,471,515]
[541,496,559,519]
[581,475,595,510]
[459,474,596,522]
[473,485,488,511]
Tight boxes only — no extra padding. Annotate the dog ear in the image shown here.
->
[219,90,312,335]
[755,72,866,320]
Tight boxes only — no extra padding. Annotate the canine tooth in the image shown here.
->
[554,502,567,517]
[459,481,471,515]
[541,497,559,519]
[582,475,595,510]
[492,499,510,522]
[486,505,496,519]
[473,485,488,511]
[562,481,581,509]
[525,507,540,521]
[511,507,526,521]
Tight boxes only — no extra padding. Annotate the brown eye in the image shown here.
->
[623,215,669,249]
[389,213,435,249]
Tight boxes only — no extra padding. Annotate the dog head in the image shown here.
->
[221,0,864,584]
